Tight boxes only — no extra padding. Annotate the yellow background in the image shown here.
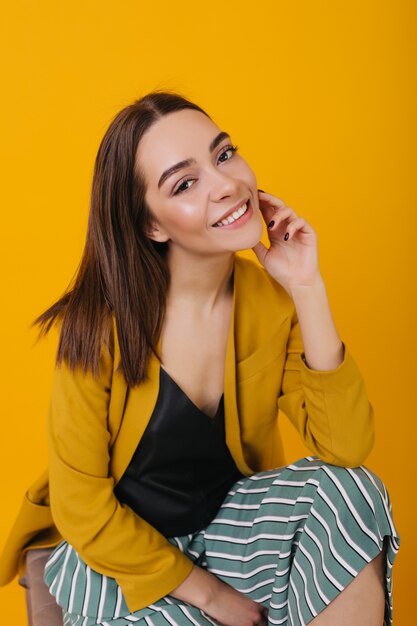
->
[0,1,415,622]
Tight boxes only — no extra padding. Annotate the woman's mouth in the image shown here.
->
[212,201,252,229]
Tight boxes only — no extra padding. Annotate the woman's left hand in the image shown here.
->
[252,190,321,295]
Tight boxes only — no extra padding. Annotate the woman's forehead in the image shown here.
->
[136,109,222,183]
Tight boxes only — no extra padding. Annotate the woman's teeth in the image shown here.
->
[214,202,248,227]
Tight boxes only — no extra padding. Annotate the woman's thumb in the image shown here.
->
[251,241,268,265]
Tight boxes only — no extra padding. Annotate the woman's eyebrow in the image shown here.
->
[157,131,230,189]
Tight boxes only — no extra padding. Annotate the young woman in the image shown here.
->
[0,91,400,626]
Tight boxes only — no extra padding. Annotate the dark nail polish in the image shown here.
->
[284,232,289,241]
[258,188,265,192]
[268,220,275,229]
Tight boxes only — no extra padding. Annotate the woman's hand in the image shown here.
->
[170,564,268,626]
[252,190,321,295]
[202,580,269,626]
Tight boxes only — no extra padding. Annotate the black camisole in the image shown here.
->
[114,366,244,538]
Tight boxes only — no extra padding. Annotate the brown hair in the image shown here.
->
[33,90,211,386]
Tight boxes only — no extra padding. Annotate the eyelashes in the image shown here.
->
[172,144,239,195]
[218,144,239,163]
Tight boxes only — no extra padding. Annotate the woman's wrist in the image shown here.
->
[170,564,221,610]
[289,273,344,371]
[287,271,324,297]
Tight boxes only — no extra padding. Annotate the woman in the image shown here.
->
[0,91,399,626]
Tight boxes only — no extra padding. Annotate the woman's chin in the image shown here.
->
[235,216,264,251]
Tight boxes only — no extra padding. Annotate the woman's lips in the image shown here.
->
[212,201,253,229]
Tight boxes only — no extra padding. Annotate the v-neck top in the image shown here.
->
[113,366,244,538]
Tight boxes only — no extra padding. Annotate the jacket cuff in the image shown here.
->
[299,341,360,391]
[119,548,194,613]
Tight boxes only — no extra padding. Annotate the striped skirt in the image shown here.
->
[44,456,400,626]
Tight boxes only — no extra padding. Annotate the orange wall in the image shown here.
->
[0,1,415,622]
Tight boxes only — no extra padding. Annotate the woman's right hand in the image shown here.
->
[170,565,268,626]
[203,580,269,626]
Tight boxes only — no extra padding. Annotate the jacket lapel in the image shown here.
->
[224,257,253,475]
[109,339,161,484]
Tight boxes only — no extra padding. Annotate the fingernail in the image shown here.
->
[284,232,289,241]
[268,220,275,229]
[258,188,265,193]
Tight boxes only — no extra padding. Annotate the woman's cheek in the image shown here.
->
[170,204,202,234]
[185,202,208,229]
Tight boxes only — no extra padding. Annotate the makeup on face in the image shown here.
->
[137,109,263,250]
[211,198,253,229]
[158,131,231,191]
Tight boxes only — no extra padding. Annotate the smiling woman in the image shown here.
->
[0,90,400,626]
[135,106,264,259]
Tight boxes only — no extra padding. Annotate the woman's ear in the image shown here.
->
[146,220,170,243]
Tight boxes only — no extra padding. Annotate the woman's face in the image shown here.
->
[136,109,264,256]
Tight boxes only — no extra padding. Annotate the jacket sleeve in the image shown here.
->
[47,336,194,613]
[277,305,375,467]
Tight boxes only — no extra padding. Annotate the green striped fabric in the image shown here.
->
[44,456,400,626]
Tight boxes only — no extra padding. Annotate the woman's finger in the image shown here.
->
[252,240,269,265]
[257,190,286,209]
[284,216,314,240]
[266,206,299,231]
[257,190,286,224]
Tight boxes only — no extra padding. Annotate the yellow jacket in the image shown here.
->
[0,255,375,612]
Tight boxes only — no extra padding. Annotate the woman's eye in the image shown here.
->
[218,144,239,163]
[172,145,239,195]
[174,179,194,195]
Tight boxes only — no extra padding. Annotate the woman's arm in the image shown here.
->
[289,274,345,371]
[252,190,374,467]
[276,300,374,467]
[47,328,194,613]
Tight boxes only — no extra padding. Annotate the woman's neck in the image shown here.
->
[165,247,235,314]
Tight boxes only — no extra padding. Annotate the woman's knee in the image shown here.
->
[307,459,393,539]
[319,461,389,504]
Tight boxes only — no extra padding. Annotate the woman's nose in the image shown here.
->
[208,167,241,201]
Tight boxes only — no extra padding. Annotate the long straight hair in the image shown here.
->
[33,91,211,386]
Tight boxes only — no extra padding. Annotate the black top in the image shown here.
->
[114,366,244,538]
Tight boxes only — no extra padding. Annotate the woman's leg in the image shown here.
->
[310,540,387,625]
[44,539,218,626]
[41,457,400,626]
[19,548,64,626]
[200,457,400,626]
